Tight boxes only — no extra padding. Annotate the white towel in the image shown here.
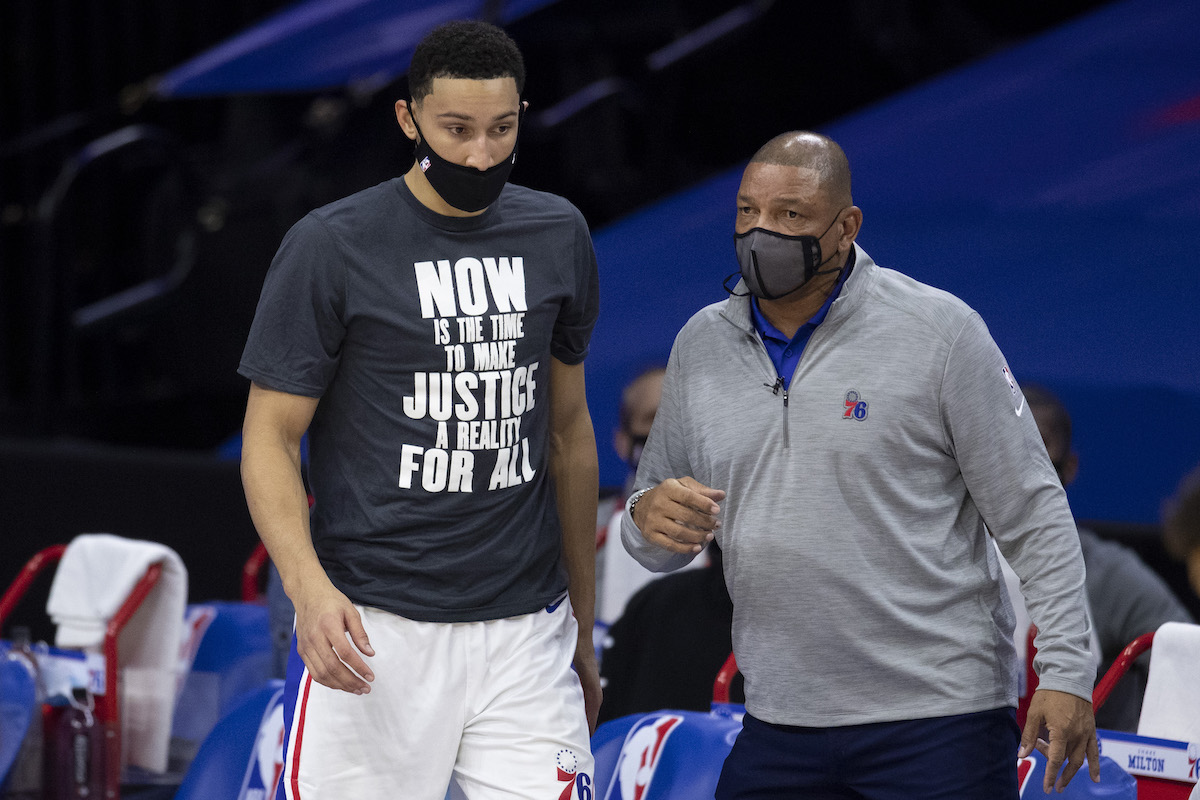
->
[45,533,188,774]
[1137,621,1200,745]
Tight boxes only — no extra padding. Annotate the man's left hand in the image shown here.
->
[1019,688,1101,793]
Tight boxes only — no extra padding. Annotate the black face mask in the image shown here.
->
[409,102,521,213]
[726,210,846,299]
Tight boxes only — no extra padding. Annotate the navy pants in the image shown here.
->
[715,707,1020,800]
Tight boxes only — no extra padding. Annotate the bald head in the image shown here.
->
[750,131,852,208]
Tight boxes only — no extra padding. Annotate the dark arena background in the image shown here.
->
[3,0,1198,622]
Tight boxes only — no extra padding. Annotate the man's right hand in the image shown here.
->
[630,477,725,554]
[292,579,376,694]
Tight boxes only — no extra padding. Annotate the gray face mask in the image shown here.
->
[729,211,845,300]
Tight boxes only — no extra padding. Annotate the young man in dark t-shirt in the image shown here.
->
[239,21,601,799]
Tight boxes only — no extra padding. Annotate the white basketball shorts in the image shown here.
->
[275,595,594,800]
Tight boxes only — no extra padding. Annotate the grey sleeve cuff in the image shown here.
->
[619,492,695,574]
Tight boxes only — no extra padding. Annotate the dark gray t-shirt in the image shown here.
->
[1079,527,1193,731]
[239,178,599,622]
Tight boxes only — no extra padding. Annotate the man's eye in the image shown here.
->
[785,210,798,219]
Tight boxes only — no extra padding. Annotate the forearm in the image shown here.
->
[995,499,1096,698]
[241,422,328,601]
[989,463,1095,696]
[943,318,1096,695]
[551,411,599,634]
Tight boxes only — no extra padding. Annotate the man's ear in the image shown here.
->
[838,206,863,250]
[395,99,418,141]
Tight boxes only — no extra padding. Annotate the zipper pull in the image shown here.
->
[763,377,784,396]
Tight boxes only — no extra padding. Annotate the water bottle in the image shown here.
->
[3,626,44,800]
[45,687,105,800]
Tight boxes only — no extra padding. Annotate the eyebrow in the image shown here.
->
[435,110,519,123]
[736,193,806,204]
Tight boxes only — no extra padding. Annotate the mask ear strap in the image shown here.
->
[723,271,750,296]
[803,210,845,279]
[407,98,423,142]
[508,100,525,165]
[812,241,855,278]
[816,209,844,240]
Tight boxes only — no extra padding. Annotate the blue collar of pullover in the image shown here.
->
[751,247,856,388]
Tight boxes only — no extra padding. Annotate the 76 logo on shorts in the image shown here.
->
[556,749,593,800]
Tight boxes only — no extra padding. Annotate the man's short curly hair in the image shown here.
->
[409,20,525,103]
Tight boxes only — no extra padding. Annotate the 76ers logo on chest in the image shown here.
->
[843,390,868,421]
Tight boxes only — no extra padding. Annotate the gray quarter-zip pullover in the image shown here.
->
[622,247,1096,726]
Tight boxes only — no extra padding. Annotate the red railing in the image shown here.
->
[712,652,739,705]
[1,543,165,799]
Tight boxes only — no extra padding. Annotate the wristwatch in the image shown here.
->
[627,487,651,525]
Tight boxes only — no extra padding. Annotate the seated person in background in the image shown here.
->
[1025,384,1194,731]
[596,366,706,627]
[597,541,740,724]
[1162,462,1200,601]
